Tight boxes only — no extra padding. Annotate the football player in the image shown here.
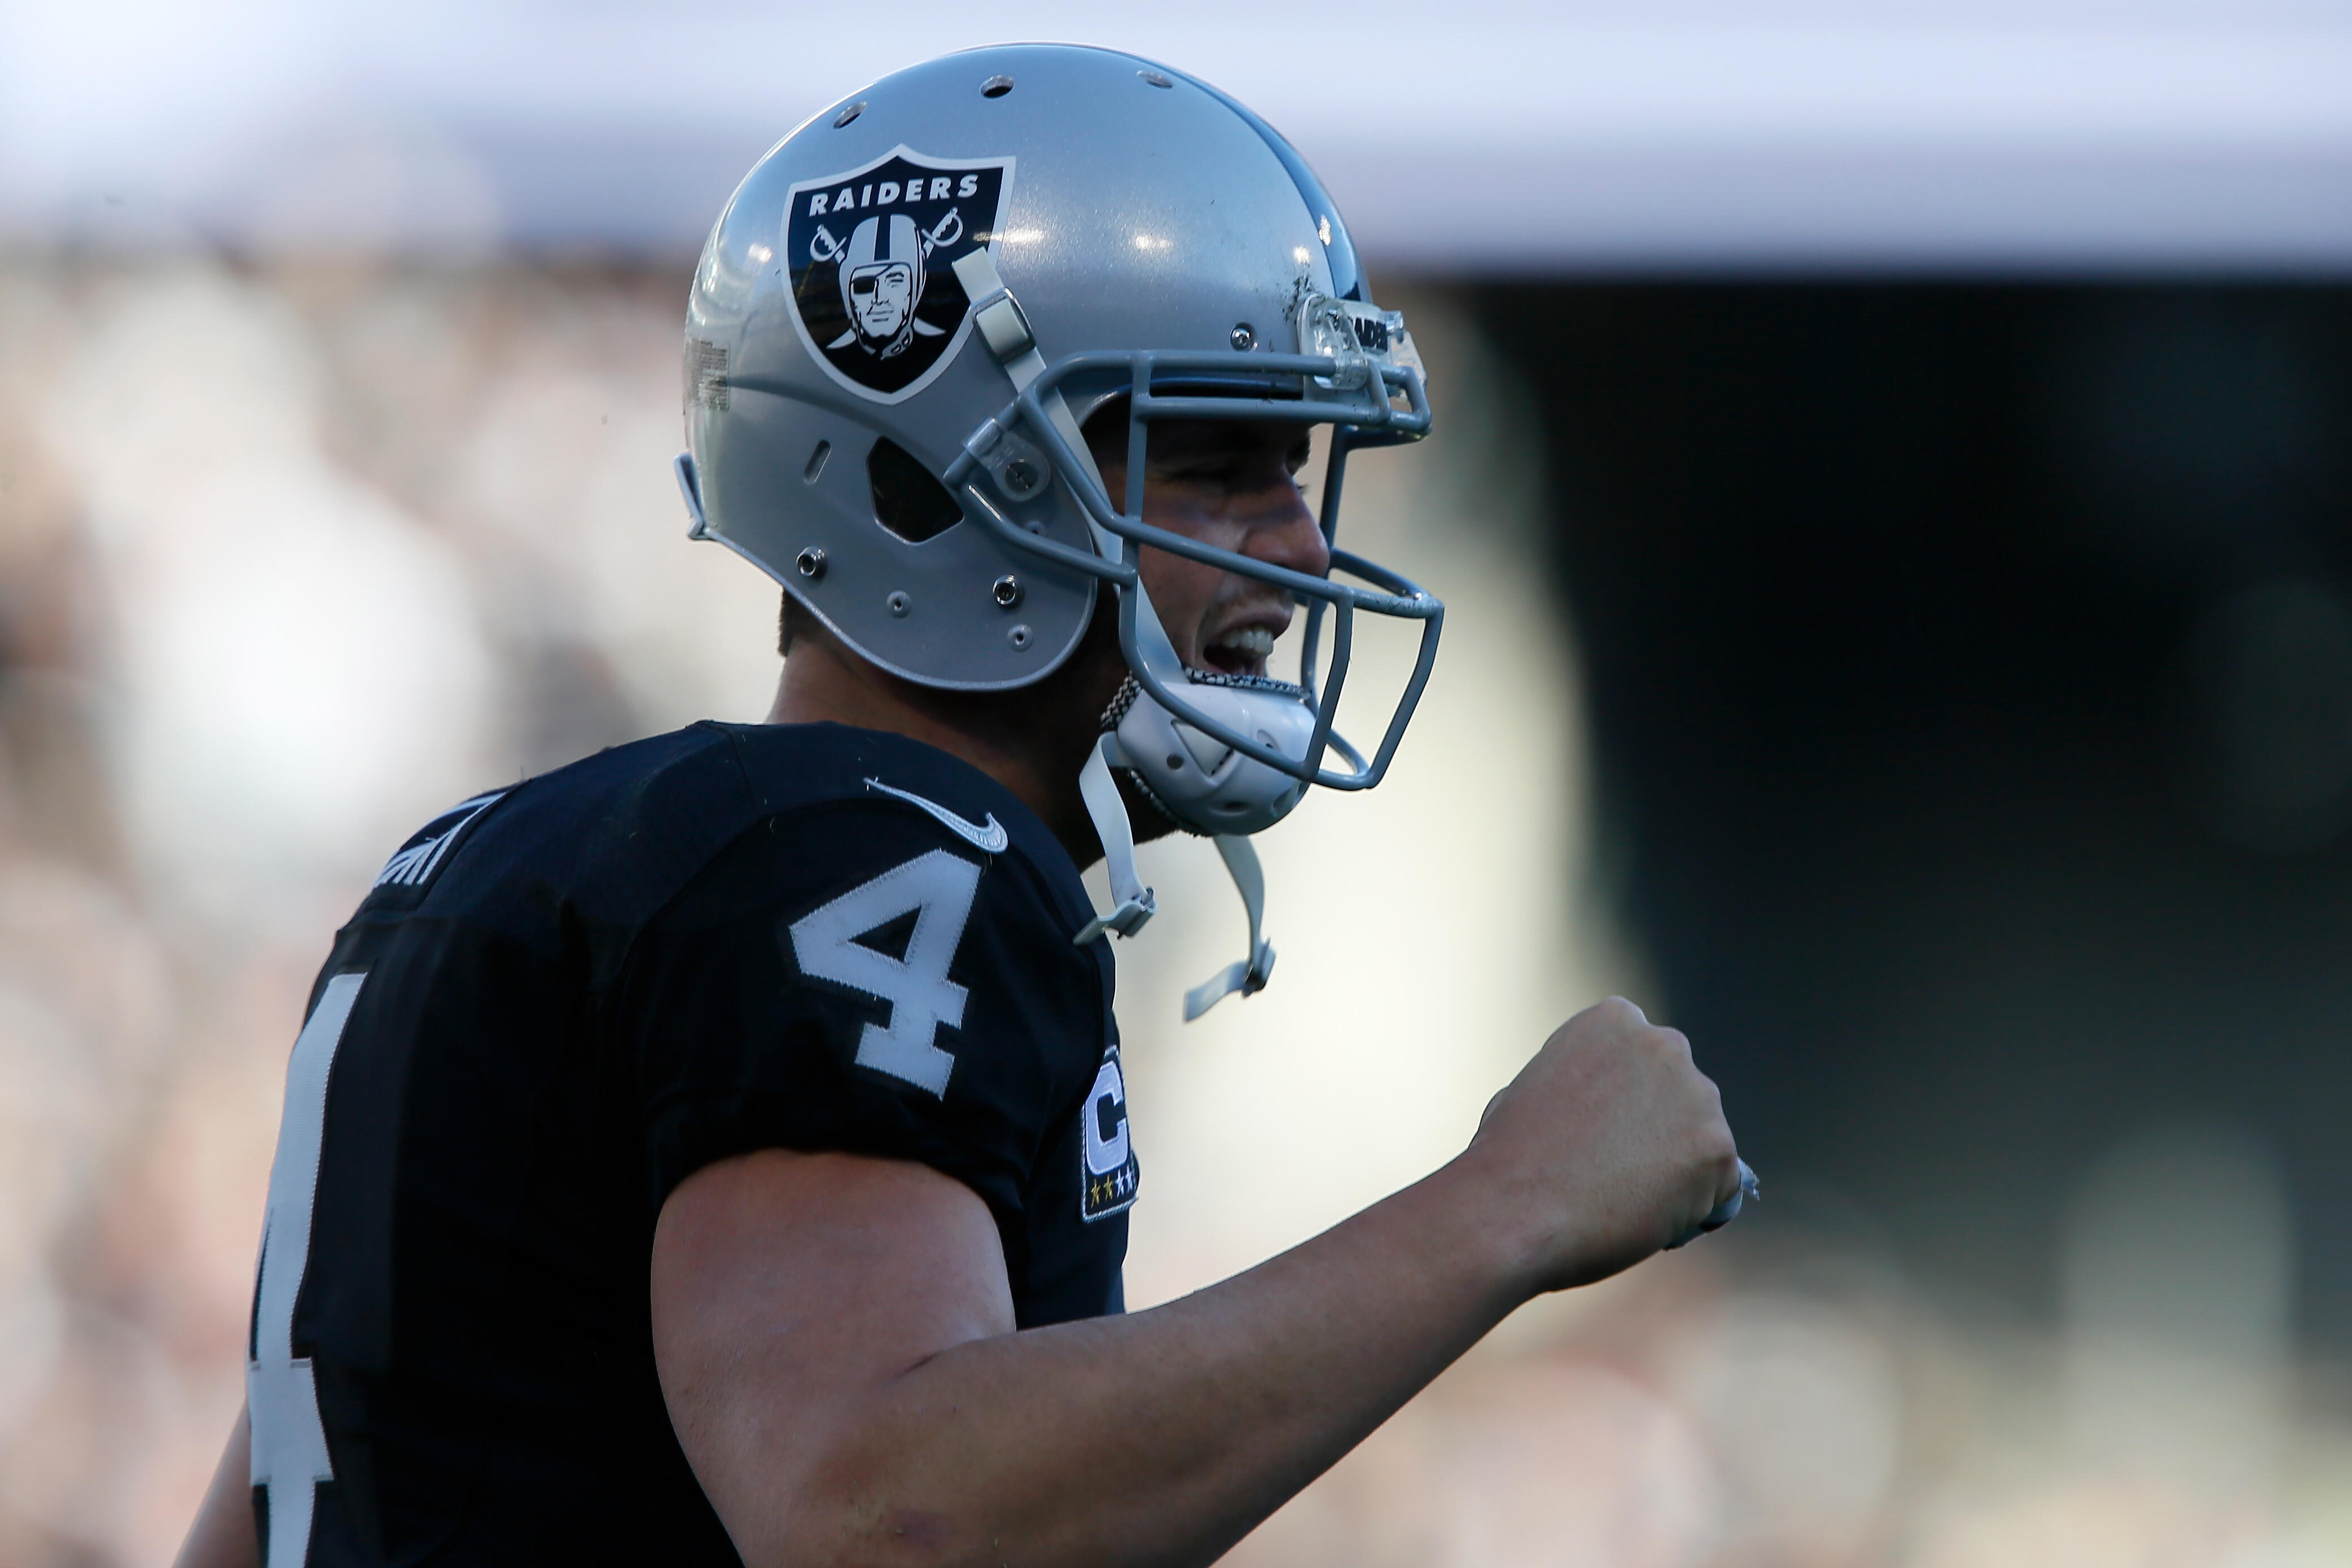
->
[177,44,1748,1568]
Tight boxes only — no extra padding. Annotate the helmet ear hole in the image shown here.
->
[867,437,963,543]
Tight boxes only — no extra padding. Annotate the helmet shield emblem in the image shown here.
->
[786,147,1015,403]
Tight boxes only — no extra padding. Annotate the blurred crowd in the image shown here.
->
[0,254,776,1562]
[0,256,2345,1566]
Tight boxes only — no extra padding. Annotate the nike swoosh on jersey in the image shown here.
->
[863,777,1010,854]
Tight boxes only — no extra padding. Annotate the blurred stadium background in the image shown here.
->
[2,2,2350,1563]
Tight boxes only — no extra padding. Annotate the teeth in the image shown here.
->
[1212,627,1275,658]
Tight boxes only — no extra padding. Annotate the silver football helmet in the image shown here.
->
[677,43,1442,1017]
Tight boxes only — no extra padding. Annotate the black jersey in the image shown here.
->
[245,722,1135,1568]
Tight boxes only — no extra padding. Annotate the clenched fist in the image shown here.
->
[1463,998,1743,1295]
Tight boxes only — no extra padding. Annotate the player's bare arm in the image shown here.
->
[655,1000,1734,1568]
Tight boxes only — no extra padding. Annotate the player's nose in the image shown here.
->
[1246,475,1331,581]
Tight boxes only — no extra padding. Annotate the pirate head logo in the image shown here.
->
[785,148,1015,403]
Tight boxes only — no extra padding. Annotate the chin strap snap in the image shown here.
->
[1074,736,1156,945]
[1182,834,1276,1021]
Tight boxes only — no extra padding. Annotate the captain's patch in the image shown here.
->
[783,147,1014,404]
[1080,1045,1139,1222]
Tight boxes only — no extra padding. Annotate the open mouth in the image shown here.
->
[1202,625,1276,678]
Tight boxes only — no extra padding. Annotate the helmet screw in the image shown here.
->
[1230,323,1256,352]
[992,574,1024,609]
[1007,624,1033,650]
[1138,69,1174,89]
[886,590,911,618]
[795,547,827,579]
[1001,456,1041,495]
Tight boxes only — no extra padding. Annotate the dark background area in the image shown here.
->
[1477,283,2352,1339]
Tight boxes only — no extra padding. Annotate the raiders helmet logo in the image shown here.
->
[783,147,1016,403]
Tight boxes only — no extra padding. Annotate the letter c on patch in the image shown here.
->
[1083,1057,1130,1176]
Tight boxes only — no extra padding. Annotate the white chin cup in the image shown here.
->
[1112,676,1315,837]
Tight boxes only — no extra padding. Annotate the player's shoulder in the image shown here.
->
[356,721,1087,940]
[621,725,1108,1046]
[704,721,1091,928]
[354,724,748,920]
[714,721,1067,867]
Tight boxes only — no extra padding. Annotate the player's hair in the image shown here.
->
[779,591,820,658]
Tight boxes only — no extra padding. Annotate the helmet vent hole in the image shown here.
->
[803,440,831,482]
[867,437,963,544]
[1138,69,1173,89]
[1166,753,1186,770]
[832,102,865,128]
[980,75,1014,98]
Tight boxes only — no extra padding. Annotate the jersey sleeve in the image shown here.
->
[618,796,1105,1266]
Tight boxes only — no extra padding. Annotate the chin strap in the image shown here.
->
[1182,834,1276,1020]
[1073,736,1279,1024]
[1074,736,1156,945]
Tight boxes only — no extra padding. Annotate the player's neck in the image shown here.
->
[765,630,1117,867]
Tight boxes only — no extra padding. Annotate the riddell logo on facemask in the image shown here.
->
[783,147,1015,403]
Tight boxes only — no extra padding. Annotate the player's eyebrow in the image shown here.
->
[1144,419,1298,468]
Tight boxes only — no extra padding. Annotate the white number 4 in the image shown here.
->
[251,969,367,1568]
[789,850,981,1098]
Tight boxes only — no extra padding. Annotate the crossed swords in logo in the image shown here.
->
[808,206,965,266]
